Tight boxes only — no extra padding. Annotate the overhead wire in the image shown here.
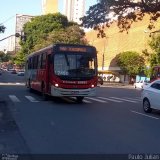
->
[0,15,15,25]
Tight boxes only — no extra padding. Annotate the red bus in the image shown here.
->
[150,65,160,82]
[25,43,98,102]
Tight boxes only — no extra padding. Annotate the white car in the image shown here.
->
[141,80,160,113]
[134,80,149,89]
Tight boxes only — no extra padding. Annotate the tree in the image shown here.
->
[13,52,26,67]
[14,13,87,65]
[117,51,145,76]
[149,33,160,65]
[143,32,160,76]
[0,51,11,62]
[81,0,160,37]
[0,25,5,33]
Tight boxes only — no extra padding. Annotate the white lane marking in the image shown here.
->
[61,97,75,103]
[86,97,107,103]
[25,96,39,102]
[9,95,20,102]
[131,110,159,120]
[83,99,92,103]
[123,97,141,102]
[110,97,138,103]
[69,97,92,103]
[0,83,25,86]
[135,97,141,99]
[98,97,122,103]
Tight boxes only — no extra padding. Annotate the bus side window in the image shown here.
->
[33,56,35,69]
[42,53,46,69]
[29,58,33,69]
[38,54,41,69]
[28,59,30,69]
[48,54,52,64]
[35,55,38,69]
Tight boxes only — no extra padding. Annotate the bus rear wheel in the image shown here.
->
[28,79,33,92]
[76,96,84,103]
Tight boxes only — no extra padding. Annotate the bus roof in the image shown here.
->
[27,43,96,58]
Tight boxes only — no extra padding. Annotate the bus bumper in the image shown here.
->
[51,86,97,97]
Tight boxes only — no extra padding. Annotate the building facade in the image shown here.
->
[63,0,85,24]
[15,14,34,53]
[86,14,160,82]
[7,36,15,52]
[42,0,58,14]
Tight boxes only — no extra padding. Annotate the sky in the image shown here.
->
[0,0,97,50]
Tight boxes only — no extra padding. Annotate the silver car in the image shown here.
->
[134,80,149,89]
[141,80,160,113]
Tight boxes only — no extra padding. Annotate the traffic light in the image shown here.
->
[15,32,26,41]
[20,31,27,42]
[0,25,6,33]
[21,35,26,42]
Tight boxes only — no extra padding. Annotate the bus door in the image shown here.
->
[46,54,52,94]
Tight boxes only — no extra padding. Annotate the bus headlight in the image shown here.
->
[55,83,59,87]
[91,84,95,88]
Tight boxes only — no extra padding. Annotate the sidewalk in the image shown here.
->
[102,81,133,88]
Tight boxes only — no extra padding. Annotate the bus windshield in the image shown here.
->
[54,52,97,80]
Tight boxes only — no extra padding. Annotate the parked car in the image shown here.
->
[17,70,25,76]
[11,69,17,74]
[133,80,149,89]
[141,80,160,113]
[98,76,103,85]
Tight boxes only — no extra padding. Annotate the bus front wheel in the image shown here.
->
[76,96,84,103]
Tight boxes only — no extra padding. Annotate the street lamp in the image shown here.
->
[102,37,107,70]
[0,33,21,42]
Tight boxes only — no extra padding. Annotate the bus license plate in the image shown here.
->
[71,91,79,94]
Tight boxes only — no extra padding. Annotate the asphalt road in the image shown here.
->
[0,71,160,159]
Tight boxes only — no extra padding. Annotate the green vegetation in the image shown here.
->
[0,25,5,33]
[14,13,88,66]
[81,0,160,37]
[117,51,145,76]
[116,32,160,78]
[139,31,160,77]
[149,33,160,67]
[0,51,11,62]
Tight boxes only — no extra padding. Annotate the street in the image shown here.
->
[0,71,160,159]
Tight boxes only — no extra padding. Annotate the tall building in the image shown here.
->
[63,0,85,24]
[15,14,34,53]
[42,0,58,14]
[7,36,15,52]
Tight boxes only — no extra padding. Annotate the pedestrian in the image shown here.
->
[131,78,134,84]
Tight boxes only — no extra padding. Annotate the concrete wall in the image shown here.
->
[86,13,160,75]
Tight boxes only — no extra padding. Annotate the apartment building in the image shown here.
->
[7,36,15,52]
[42,0,58,14]
[15,14,34,53]
[63,0,85,24]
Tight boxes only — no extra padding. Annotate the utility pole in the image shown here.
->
[0,33,20,42]
[102,37,107,71]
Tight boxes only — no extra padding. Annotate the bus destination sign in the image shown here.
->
[59,46,87,52]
